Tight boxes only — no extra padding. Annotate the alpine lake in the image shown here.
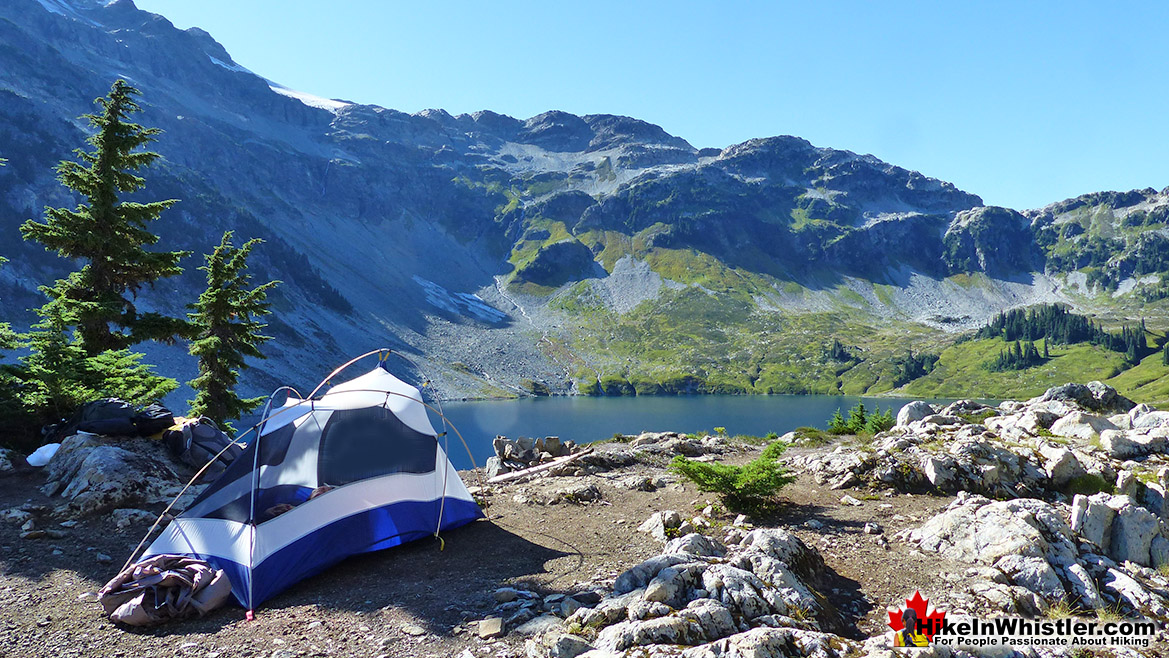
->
[430,394,970,470]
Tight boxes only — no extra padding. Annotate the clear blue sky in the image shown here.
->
[134,0,1169,210]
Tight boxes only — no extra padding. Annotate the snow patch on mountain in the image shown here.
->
[34,0,98,25]
[268,84,351,114]
[208,55,252,75]
[412,276,508,324]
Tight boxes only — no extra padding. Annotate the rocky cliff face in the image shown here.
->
[0,0,1166,400]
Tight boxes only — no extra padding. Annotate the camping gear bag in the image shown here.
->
[132,403,175,437]
[72,398,138,437]
[164,418,242,481]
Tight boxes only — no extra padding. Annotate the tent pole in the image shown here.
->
[245,390,277,617]
[306,348,392,399]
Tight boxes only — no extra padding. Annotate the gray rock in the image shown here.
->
[700,564,786,619]
[1115,470,1139,497]
[736,528,823,580]
[617,475,655,491]
[1150,535,1169,569]
[896,401,934,427]
[1109,413,1133,430]
[1107,497,1159,566]
[664,533,726,557]
[1133,410,1169,430]
[664,438,704,457]
[637,510,682,542]
[0,508,33,525]
[1050,411,1118,441]
[919,414,963,427]
[514,615,562,636]
[1129,403,1156,424]
[1038,445,1085,487]
[478,617,505,639]
[643,563,705,608]
[0,448,16,473]
[1070,493,1115,550]
[677,599,736,641]
[41,435,180,518]
[729,552,821,617]
[630,432,670,447]
[565,591,641,630]
[678,627,839,658]
[900,494,1078,568]
[595,616,702,652]
[626,599,671,621]
[1017,409,1060,434]
[559,597,583,618]
[554,483,601,504]
[1100,429,1168,458]
[993,555,1065,602]
[525,632,593,658]
[921,456,956,488]
[614,553,697,594]
[495,587,537,603]
[1061,562,1104,609]
[111,508,155,529]
[1036,382,1134,414]
[485,456,509,479]
[537,436,566,458]
[863,522,882,535]
[572,590,602,606]
[1102,568,1168,617]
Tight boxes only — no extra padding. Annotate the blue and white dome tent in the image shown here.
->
[136,349,484,612]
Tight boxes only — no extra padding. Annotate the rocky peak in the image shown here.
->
[517,110,594,152]
[943,206,1041,275]
[581,114,694,152]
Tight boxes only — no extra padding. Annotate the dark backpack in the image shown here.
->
[58,398,138,438]
[132,403,175,437]
[164,417,242,482]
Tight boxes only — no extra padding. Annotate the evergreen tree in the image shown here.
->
[187,231,278,431]
[827,409,847,434]
[18,303,177,422]
[0,257,14,353]
[865,405,895,433]
[827,338,852,362]
[20,79,188,355]
[0,161,9,351]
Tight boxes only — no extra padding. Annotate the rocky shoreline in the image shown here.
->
[2,382,1169,657]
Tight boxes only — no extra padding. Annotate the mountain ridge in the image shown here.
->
[1,0,1167,403]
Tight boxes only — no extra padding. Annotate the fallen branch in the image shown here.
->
[487,448,595,484]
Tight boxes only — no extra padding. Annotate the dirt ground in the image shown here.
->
[0,439,965,658]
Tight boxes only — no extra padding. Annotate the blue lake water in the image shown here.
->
[427,394,961,470]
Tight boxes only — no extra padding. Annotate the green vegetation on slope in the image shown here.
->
[554,283,948,397]
[901,338,1131,400]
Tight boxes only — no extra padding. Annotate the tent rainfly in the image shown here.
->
[142,359,483,611]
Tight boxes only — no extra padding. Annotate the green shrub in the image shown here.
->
[790,426,832,446]
[828,402,893,435]
[1065,473,1115,497]
[669,440,795,513]
[865,405,894,433]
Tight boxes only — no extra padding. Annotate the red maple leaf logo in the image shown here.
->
[887,591,947,641]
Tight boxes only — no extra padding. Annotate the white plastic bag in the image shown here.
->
[26,443,60,467]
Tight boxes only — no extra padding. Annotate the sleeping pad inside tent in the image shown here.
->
[142,362,484,609]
